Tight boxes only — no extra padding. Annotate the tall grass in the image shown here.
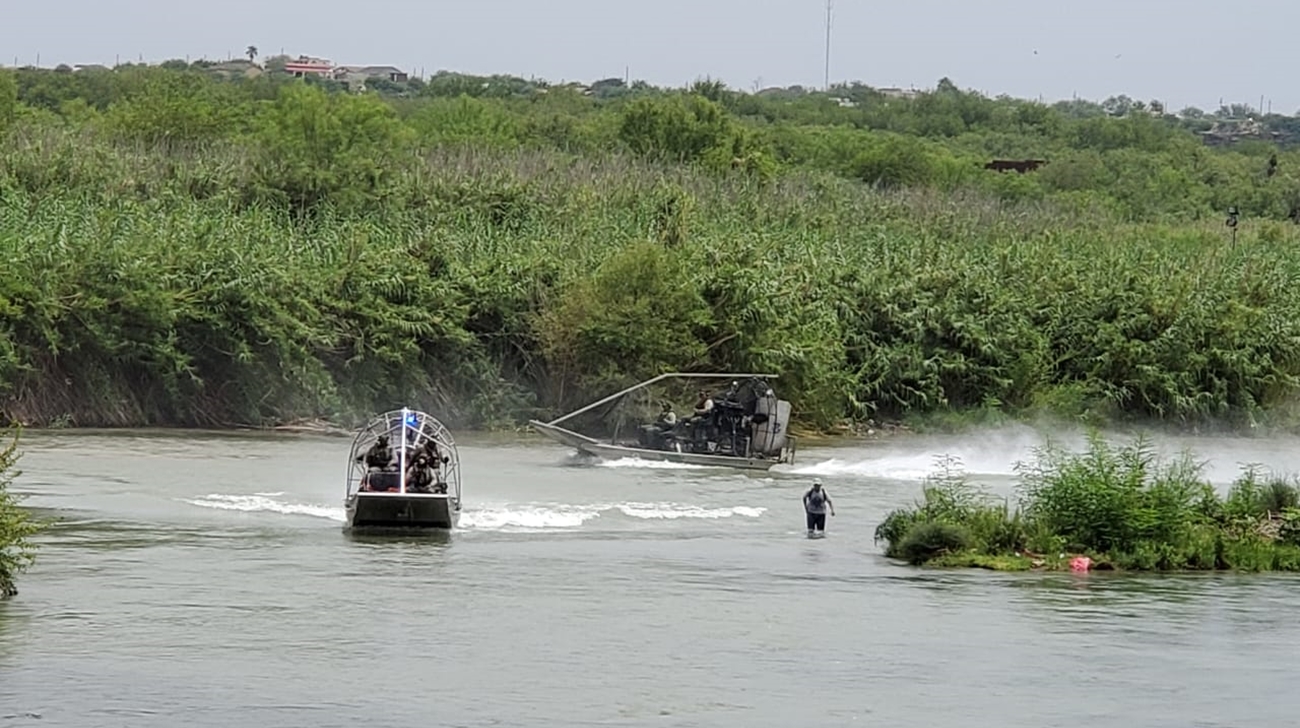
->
[875,434,1300,572]
[4,128,1300,429]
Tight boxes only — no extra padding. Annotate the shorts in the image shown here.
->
[806,511,826,531]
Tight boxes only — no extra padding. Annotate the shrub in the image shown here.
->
[0,427,43,598]
[898,521,973,564]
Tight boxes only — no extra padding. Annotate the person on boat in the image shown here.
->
[406,454,436,493]
[693,390,714,417]
[420,439,451,489]
[418,438,449,465]
[656,402,678,429]
[359,435,393,470]
[803,479,835,535]
[637,401,679,451]
[680,390,717,451]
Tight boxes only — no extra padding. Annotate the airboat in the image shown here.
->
[344,407,463,531]
[528,373,797,471]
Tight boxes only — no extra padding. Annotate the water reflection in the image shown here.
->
[342,529,454,548]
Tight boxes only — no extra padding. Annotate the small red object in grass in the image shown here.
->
[1070,556,1092,573]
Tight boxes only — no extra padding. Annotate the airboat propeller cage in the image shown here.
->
[346,407,463,505]
[707,376,791,456]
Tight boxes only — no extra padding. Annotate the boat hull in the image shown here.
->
[529,420,781,471]
[345,492,460,530]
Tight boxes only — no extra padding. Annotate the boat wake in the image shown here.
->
[595,457,710,470]
[185,493,346,522]
[183,493,764,534]
[790,452,1022,481]
[460,501,766,532]
[789,455,941,480]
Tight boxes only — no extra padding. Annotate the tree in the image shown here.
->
[0,427,43,598]
[246,45,258,63]
[618,93,739,163]
[253,82,414,212]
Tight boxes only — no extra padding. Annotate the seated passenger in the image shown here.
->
[358,435,393,470]
[656,402,678,430]
[637,402,679,450]
[418,438,450,465]
[406,455,435,493]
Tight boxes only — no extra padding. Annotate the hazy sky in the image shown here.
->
[5,0,1297,113]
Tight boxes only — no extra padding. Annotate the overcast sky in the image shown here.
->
[5,0,1296,113]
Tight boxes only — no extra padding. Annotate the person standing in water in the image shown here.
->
[803,479,835,535]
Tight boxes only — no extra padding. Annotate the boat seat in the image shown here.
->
[365,471,401,492]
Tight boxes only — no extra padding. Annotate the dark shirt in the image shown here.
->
[804,488,830,514]
[364,444,392,469]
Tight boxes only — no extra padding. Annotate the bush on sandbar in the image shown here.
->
[874,433,1300,572]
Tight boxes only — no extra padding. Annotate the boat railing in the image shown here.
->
[543,372,782,428]
[347,407,463,504]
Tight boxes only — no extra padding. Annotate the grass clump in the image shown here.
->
[874,432,1300,573]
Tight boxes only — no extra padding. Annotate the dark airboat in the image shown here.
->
[344,408,463,531]
[528,373,797,471]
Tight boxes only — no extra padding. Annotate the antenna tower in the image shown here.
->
[824,0,833,91]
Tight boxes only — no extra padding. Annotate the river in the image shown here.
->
[2,424,1299,727]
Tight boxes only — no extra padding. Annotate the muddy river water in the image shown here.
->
[2,425,1298,727]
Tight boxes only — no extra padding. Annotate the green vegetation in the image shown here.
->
[4,61,1300,430]
[0,427,42,597]
[874,435,1300,572]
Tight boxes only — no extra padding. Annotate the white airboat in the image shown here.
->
[344,408,463,530]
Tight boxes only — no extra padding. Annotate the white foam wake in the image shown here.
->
[595,457,710,470]
[789,456,939,480]
[185,493,346,522]
[184,493,765,533]
[614,502,766,520]
[790,452,1026,481]
[459,501,767,532]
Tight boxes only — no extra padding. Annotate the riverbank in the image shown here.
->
[874,433,1300,573]
[6,151,1300,435]
[7,72,1300,433]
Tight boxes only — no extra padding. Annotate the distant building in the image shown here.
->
[877,87,919,100]
[283,55,334,78]
[334,65,409,84]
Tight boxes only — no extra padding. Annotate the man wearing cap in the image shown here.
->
[803,479,835,535]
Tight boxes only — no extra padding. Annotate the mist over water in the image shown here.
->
[2,424,1299,727]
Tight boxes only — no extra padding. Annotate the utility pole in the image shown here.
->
[824,0,833,91]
